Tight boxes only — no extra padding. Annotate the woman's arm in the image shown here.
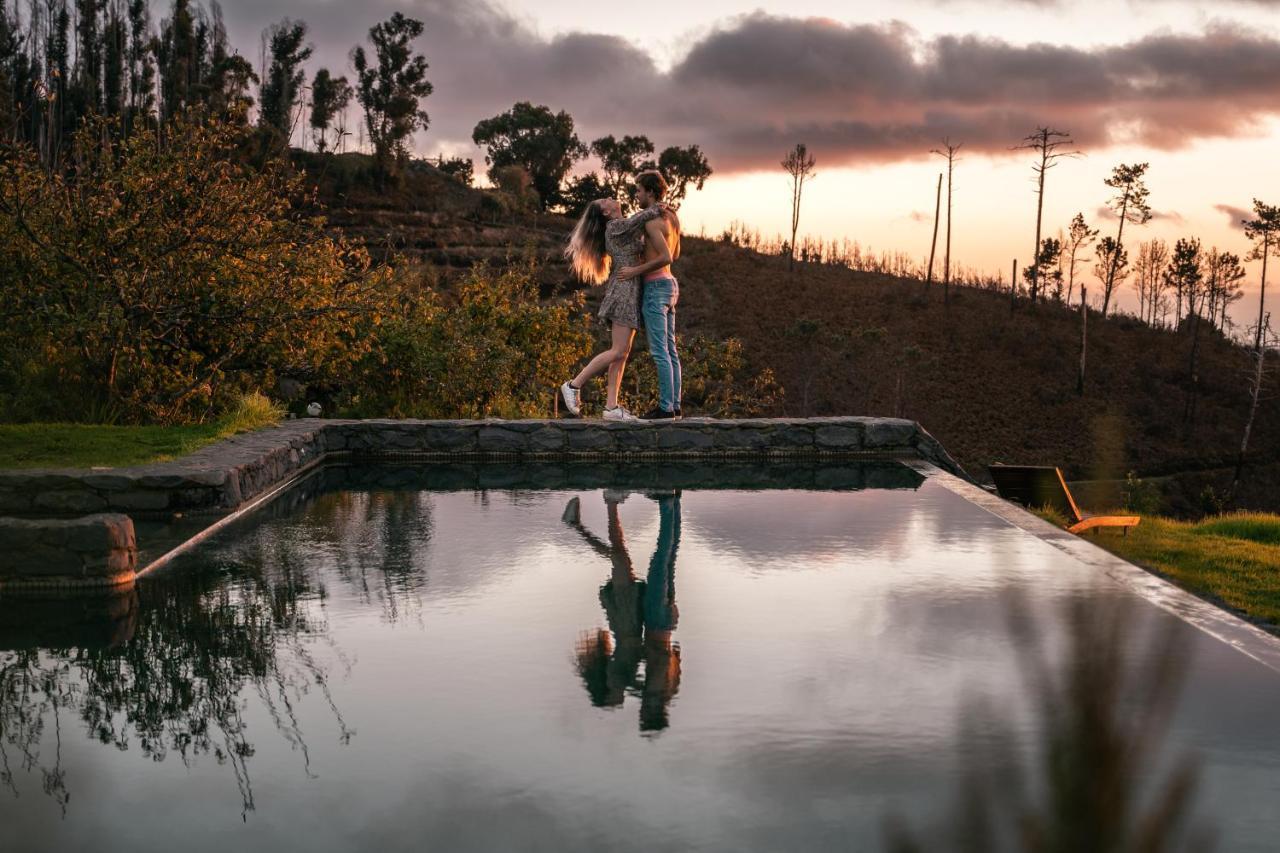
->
[606,202,666,236]
[616,219,672,280]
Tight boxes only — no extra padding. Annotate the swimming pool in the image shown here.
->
[3,461,1279,851]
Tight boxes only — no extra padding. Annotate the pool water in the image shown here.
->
[3,462,1280,852]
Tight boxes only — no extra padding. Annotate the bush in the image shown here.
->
[343,259,593,419]
[0,115,387,424]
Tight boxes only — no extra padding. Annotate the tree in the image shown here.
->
[1014,127,1080,303]
[103,2,127,118]
[1100,162,1152,317]
[1023,237,1063,300]
[258,18,312,139]
[436,155,472,186]
[205,6,256,125]
[309,67,351,153]
[931,139,961,303]
[0,115,384,423]
[925,173,942,292]
[560,171,610,217]
[658,145,712,205]
[1243,199,1280,353]
[782,143,817,272]
[125,0,156,130]
[1205,249,1245,333]
[472,102,585,211]
[1232,314,1274,497]
[590,134,653,202]
[1094,237,1128,314]
[351,12,432,178]
[1133,239,1169,326]
[1164,238,1204,426]
[155,0,198,122]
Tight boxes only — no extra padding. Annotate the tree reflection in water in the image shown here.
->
[569,491,682,734]
[0,484,441,818]
[885,593,1214,853]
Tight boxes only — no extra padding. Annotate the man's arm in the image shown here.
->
[617,219,672,280]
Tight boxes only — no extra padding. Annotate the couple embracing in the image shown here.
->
[561,170,683,422]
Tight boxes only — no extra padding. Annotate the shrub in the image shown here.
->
[344,259,594,419]
[0,115,387,424]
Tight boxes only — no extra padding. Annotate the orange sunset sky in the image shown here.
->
[215,0,1280,331]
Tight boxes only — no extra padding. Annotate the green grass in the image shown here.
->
[1080,513,1280,629]
[0,392,284,469]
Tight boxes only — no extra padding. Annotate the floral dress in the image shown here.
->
[597,206,663,329]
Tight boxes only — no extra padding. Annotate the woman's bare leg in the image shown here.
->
[572,324,635,407]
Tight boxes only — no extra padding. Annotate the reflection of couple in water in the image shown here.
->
[564,490,682,733]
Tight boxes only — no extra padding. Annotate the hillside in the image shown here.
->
[300,155,1280,513]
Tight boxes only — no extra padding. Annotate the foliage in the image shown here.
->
[0,114,385,424]
[1023,237,1063,301]
[258,19,313,139]
[344,259,594,419]
[609,336,784,418]
[560,172,611,217]
[351,12,433,178]
[1121,471,1163,515]
[590,134,655,201]
[473,102,586,210]
[436,155,473,186]
[309,68,354,153]
[658,145,713,205]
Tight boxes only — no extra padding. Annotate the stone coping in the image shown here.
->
[0,417,969,518]
[0,513,137,590]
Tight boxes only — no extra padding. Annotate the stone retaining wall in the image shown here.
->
[0,513,137,589]
[0,417,968,518]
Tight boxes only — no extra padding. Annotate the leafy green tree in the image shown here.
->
[205,8,256,125]
[309,67,352,153]
[472,102,585,211]
[560,172,610,216]
[0,115,385,423]
[258,19,312,139]
[351,12,432,177]
[590,133,653,201]
[658,144,712,204]
[1023,237,1064,301]
[125,0,156,129]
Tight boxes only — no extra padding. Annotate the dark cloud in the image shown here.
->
[1094,206,1185,223]
[1215,204,1253,231]
[215,1,1280,172]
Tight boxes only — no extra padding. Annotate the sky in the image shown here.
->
[212,0,1280,331]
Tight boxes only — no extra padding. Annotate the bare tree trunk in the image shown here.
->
[1030,150,1046,303]
[1103,199,1129,317]
[1078,286,1088,396]
[925,172,941,293]
[1256,234,1270,353]
[944,157,953,306]
[1232,312,1270,497]
[1010,259,1017,315]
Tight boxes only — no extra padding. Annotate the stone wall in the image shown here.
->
[0,417,968,518]
[0,513,137,589]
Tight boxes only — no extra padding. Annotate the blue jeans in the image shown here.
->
[642,278,682,412]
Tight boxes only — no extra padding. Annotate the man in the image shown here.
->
[616,170,683,420]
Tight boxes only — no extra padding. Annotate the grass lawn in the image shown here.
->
[1084,512,1280,629]
[0,393,283,469]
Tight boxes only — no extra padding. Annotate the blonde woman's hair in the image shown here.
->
[565,200,611,284]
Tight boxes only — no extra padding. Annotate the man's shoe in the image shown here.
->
[603,406,638,421]
[673,406,684,420]
[560,381,582,417]
[641,407,677,420]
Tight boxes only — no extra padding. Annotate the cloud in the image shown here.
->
[214,1,1280,173]
[1094,206,1186,223]
[1215,203,1253,231]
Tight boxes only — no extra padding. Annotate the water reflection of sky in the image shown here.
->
[4,466,1280,852]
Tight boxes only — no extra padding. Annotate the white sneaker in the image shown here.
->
[560,381,582,417]
[603,406,637,421]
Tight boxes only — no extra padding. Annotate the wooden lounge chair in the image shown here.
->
[988,464,1140,536]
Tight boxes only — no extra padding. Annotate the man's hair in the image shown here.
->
[634,170,668,201]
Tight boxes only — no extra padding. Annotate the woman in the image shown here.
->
[560,198,664,420]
